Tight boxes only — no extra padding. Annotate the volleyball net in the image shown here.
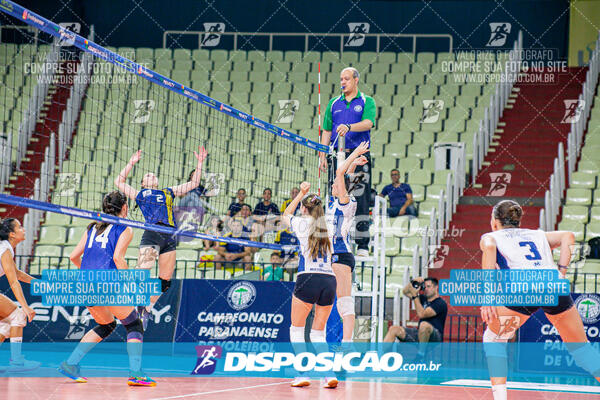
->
[0,1,329,265]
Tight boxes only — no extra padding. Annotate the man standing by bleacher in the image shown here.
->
[319,67,376,257]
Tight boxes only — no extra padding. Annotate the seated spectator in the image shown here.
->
[379,169,417,217]
[235,204,255,239]
[227,188,247,217]
[177,170,208,234]
[203,215,224,250]
[384,277,447,357]
[280,187,300,215]
[262,252,284,281]
[274,223,299,265]
[215,219,252,270]
[253,188,280,225]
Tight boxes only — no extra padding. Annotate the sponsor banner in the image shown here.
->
[520,293,600,342]
[518,293,600,374]
[0,276,180,342]
[175,279,294,342]
[2,343,600,385]
[518,294,600,376]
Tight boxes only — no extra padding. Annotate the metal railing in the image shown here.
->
[445,314,481,342]
[14,28,95,267]
[16,43,58,171]
[472,30,523,185]
[0,132,11,192]
[162,31,453,54]
[57,27,94,172]
[541,31,600,230]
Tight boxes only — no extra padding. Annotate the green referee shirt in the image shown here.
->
[323,89,376,149]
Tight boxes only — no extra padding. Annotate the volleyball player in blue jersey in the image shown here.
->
[59,191,155,386]
[115,146,207,325]
[327,141,369,342]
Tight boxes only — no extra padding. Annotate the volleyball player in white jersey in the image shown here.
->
[327,141,369,342]
[282,181,338,389]
[480,200,600,400]
[0,218,39,371]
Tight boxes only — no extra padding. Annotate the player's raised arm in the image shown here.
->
[333,141,369,203]
[115,150,142,200]
[172,146,207,197]
[281,182,310,228]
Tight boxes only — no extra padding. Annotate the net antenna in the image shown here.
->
[317,61,322,196]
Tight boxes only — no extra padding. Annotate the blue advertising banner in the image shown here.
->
[519,294,600,342]
[0,276,181,342]
[175,279,294,342]
[518,293,600,374]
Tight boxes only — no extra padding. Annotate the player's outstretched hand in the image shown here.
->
[130,150,142,164]
[300,181,310,195]
[353,141,370,156]
[353,155,368,166]
[319,153,328,172]
[195,145,208,163]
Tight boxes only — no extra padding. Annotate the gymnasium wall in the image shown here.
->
[15,0,570,58]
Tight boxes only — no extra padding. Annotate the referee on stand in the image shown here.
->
[319,67,376,257]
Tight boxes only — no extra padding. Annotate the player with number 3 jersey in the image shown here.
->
[479,200,600,400]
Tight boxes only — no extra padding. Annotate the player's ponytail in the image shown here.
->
[0,218,17,241]
[89,191,128,234]
[493,199,522,228]
[301,194,331,260]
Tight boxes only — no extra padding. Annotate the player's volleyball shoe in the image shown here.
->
[356,249,369,258]
[321,376,338,388]
[8,356,41,372]
[291,376,311,387]
[58,361,87,383]
[128,371,156,387]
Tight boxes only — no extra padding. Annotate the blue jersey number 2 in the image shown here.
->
[519,241,542,260]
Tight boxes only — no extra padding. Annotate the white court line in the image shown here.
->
[441,379,600,393]
[149,381,291,400]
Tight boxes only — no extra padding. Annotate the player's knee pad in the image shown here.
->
[570,342,600,376]
[0,320,10,337]
[289,325,305,342]
[337,296,355,317]
[483,327,509,358]
[160,278,171,293]
[7,308,26,328]
[124,318,144,342]
[310,329,326,343]
[92,320,117,339]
